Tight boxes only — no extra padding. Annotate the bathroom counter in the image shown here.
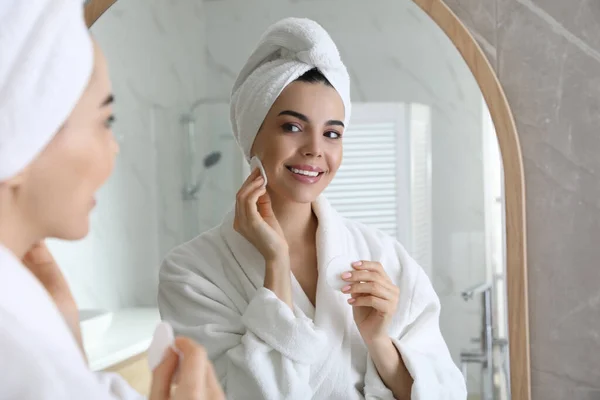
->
[85,308,160,372]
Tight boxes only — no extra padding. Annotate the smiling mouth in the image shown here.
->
[285,166,324,177]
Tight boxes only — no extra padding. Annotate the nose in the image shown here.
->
[301,132,323,158]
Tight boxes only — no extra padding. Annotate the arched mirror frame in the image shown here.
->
[84,1,531,398]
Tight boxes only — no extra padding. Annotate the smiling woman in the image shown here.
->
[156,17,466,400]
[85,0,530,399]
[250,71,346,204]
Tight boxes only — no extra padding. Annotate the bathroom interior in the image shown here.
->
[47,0,578,398]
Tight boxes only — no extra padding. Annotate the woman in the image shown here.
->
[0,1,223,399]
[158,18,466,400]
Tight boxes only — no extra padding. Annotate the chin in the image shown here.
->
[283,186,323,204]
[51,218,90,241]
[271,175,329,204]
[289,194,317,204]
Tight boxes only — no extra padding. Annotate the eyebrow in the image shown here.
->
[101,94,115,107]
[278,110,344,128]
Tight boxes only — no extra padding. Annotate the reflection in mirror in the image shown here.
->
[62,0,511,398]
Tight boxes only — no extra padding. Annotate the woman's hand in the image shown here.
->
[341,261,400,344]
[234,168,288,261]
[22,241,85,357]
[150,337,224,400]
[342,262,413,399]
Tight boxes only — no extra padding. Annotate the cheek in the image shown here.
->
[328,145,343,173]
[257,134,293,168]
[20,144,85,220]
[63,133,115,193]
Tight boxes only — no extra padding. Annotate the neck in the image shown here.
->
[268,189,318,248]
[0,197,40,259]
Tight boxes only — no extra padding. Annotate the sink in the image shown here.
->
[79,309,113,348]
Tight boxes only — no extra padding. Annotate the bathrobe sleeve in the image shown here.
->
[363,241,467,400]
[158,250,329,400]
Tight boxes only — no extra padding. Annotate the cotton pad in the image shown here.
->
[147,321,176,371]
[326,255,355,291]
[250,156,267,187]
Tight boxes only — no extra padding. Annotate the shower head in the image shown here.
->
[182,151,223,200]
[203,151,221,169]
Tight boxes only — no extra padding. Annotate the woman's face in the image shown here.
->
[13,41,118,240]
[251,80,346,204]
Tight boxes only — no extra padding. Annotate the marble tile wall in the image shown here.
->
[445,0,600,398]
[48,0,208,310]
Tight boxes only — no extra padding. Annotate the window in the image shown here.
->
[324,103,432,275]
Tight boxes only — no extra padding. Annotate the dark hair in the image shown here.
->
[295,68,333,87]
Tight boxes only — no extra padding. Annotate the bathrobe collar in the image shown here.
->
[0,244,83,361]
[219,195,352,361]
[219,195,347,285]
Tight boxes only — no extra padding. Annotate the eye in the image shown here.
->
[282,123,301,133]
[104,115,115,129]
[324,131,342,139]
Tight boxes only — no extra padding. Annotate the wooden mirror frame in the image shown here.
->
[85,0,531,398]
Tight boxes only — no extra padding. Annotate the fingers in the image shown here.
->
[348,295,391,314]
[342,261,393,285]
[173,336,206,364]
[340,260,400,315]
[351,261,388,278]
[243,167,261,186]
[238,169,265,197]
[341,269,373,283]
[341,270,394,291]
[245,182,267,220]
[169,337,225,399]
[205,361,226,399]
[256,191,276,219]
[172,337,209,393]
[342,281,394,300]
[235,171,266,229]
[236,172,265,210]
[149,348,179,400]
[22,241,54,265]
[150,338,217,400]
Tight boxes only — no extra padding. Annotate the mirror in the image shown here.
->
[66,0,529,398]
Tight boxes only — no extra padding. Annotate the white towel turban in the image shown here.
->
[0,0,94,181]
[230,17,351,161]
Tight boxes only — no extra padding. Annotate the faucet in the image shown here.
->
[460,282,494,400]
[461,282,492,301]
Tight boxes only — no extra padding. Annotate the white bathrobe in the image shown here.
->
[158,196,467,399]
[0,245,144,400]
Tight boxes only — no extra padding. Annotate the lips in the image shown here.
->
[285,164,325,184]
[285,165,324,177]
